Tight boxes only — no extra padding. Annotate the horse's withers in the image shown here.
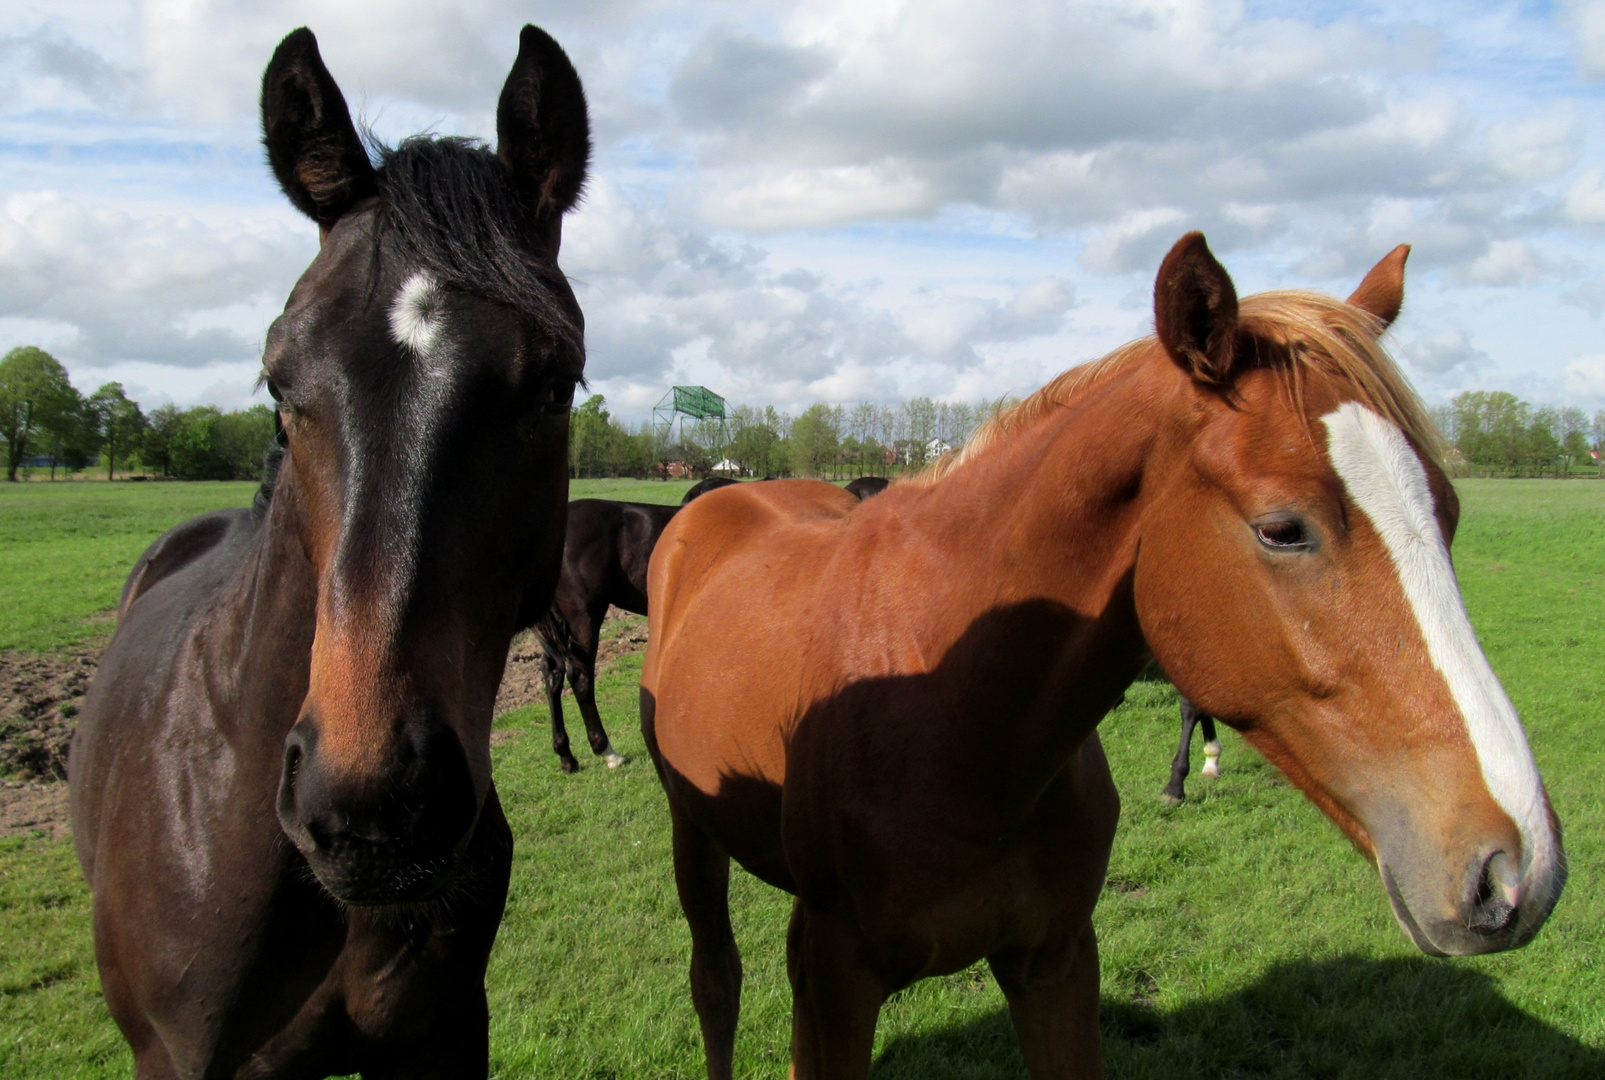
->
[1134,236,1563,958]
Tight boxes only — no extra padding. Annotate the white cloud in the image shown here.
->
[1398,328,1492,377]
[1460,239,1545,287]
[1559,0,1605,79]
[2,0,1605,416]
[0,190,311,370]
[1564,167,1605,224]
[1563,354,1605,398]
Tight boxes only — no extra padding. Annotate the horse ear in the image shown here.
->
[260,28,377,229]
[1154,232,1240,385]
[496,25,591,248]
[1347,244,1410,329]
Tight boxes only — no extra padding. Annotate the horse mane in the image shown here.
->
[906,289,1441,487]
[375,136,583,352]
[253,135,585,513]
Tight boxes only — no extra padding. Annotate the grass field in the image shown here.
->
[2,478,1602,1077]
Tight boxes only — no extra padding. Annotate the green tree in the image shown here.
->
[40,385,93,480]
[168,407,231,480]
[729,413,782,478]
[569,394,613,478]
[789,404,839,478]
[215,405,276,480]
[0,346,77,481]
[89,382,148,480]
[143,404,183,478]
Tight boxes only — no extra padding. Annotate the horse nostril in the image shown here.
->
[1467,851,1519,937]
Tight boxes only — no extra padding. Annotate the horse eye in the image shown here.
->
[265,377,283,403]
[1256,520,1308,549]
[538,379,576,414]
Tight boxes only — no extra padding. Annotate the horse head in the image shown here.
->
[1135,233,1564,956]
[260,26,589,905]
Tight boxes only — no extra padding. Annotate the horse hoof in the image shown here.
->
[560,758,580,774]
[603,751,628,769]
[1159,792,1183,806]
[1201,761,1219,778]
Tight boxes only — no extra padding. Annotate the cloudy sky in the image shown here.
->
[4,0,1605,420]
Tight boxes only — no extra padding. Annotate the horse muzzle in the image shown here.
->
[1378,838,1566,957]
[275,712,479,905]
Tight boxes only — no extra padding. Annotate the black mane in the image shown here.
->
[256,135,583,513]
[376,136,582,351]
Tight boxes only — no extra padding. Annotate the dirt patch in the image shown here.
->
[0,641,103,781]
[0,610,653,838]
[0,780,71,840]
[491,607,649,720]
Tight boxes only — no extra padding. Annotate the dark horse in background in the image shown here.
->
[537,475,885,771]
[1161,696,1222,804]
[70,26,590,1078]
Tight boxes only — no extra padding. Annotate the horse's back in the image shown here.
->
[648,479,854,650]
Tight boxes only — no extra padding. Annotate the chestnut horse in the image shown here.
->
[70,26,589,1078]
[642,234,1565,1079]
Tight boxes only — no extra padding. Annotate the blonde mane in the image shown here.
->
[905,289,1441,487]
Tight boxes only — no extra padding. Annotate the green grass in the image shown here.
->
[0,481,260,651]
[2,478,1603,1077]
[0,478,699,653]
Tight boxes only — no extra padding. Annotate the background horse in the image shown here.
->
[70,26,589,1078]
[535,476,870,772]
[1161,695,1221,804]
[641,234,1564,1080]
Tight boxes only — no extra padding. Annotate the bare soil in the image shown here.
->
[0,609,652,837]
[0,641,100,782]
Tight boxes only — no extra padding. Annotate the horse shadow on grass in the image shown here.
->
[871,955,1603,1080]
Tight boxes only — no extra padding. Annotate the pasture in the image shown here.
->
[1,477,1601,1077]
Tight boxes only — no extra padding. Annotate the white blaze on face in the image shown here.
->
[388,271,444,355]
[1320,402,1556,890]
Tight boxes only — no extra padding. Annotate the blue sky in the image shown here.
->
[3,0,1604,421]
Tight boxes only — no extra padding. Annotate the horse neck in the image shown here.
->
[204,466,320,724]
[862,352,1176,773]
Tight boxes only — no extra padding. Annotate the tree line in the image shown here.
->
[8,341,1602,484]
[567,395,1002,480]
[574,387,1605,482]
[0,346,276,482]
[1431,392,1605,478]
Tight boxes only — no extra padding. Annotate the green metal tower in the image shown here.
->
[653,386,729,458]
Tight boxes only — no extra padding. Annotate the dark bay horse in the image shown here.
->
[1161,695,1221,804]
[536,476,885,772]
[531,478,740,772]
[70,26,590,1078]
[642,234,1565,1079]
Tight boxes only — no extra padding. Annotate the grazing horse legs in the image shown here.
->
[568,657,626,768]
[671,804,742,1080]
[1161,696,1220,804]
[988,921,1104,1080]
[536,608,626,772]
[540,647,581,774]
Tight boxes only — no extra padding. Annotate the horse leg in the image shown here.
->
[569,658,626,768]
[1199,710,1222,778]
[988,920,1103,1080]
[1161,696,1202,804]
[785,900,887,1080]
[541,648,580,773]
[671,803,742,1080]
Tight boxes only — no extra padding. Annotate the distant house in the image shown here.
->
[711,459,742,476]
[657,460,694,479]
[926,437,953,459]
